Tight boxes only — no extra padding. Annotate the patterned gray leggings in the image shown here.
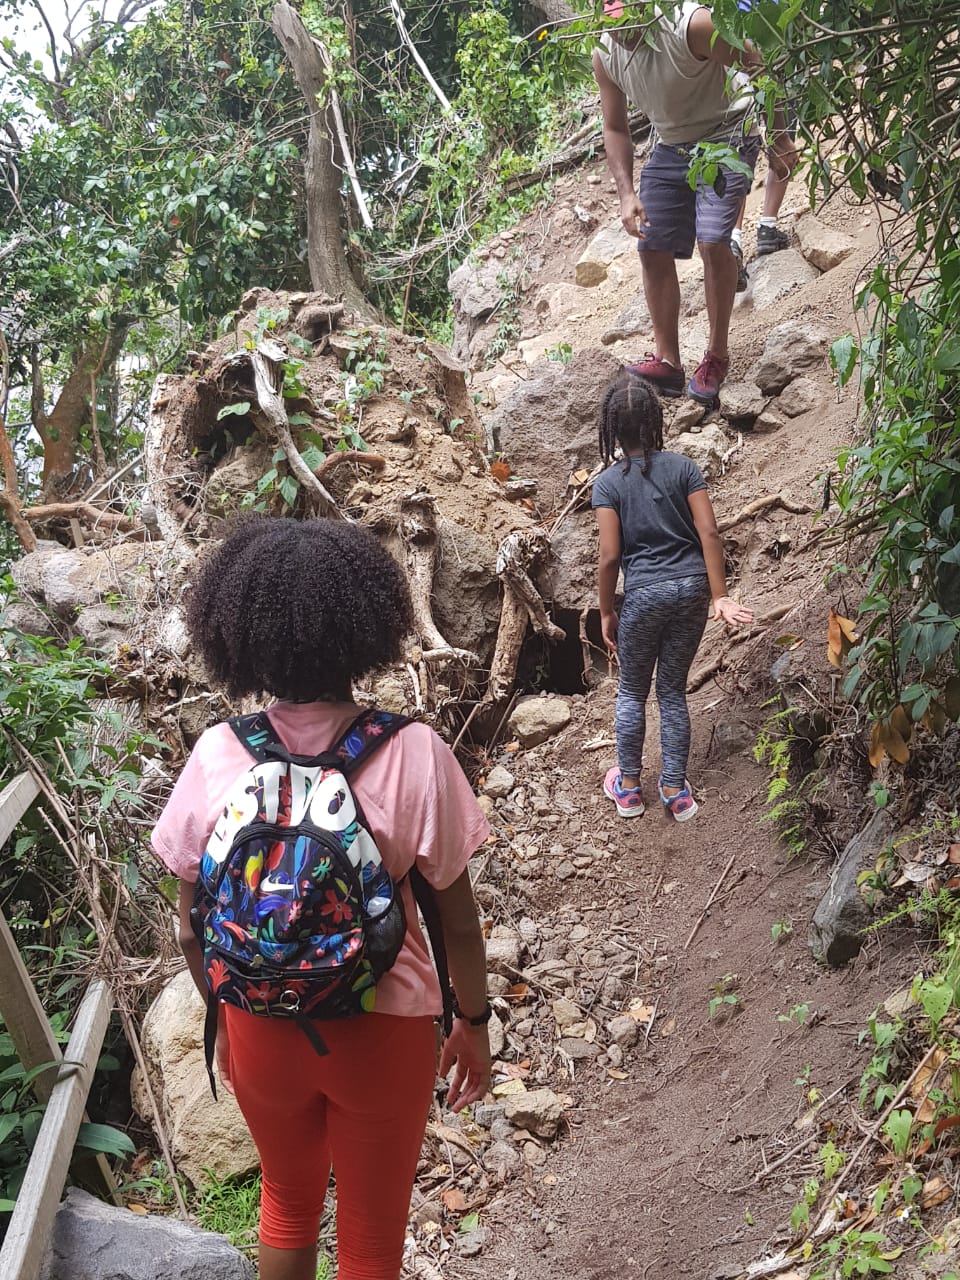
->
[616,574,710,788]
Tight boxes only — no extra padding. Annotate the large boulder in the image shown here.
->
[485,348,622,509]
[131,971,259,1186]
[796,212,858,273]
[41,1187,254,1280]
[749,321,832,394]
[448,257,523,364]
[740,248,818,312]
[776,375,824,419]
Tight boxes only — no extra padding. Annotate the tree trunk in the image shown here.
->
[528,0,576,23]
[271,1,369,315]
[35,325,129,500]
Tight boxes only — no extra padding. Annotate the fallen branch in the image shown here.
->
[717,493,814,533]
[19,501,141,533]
[684,851,737,950]
[502,110,650,195]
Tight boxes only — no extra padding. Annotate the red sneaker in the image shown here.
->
[687,350,730,404]
[624,355,685,399]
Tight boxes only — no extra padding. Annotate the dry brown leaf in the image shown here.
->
[126,1203,149,1215]
[944,674,960,721]
[880,721,910,764]
[607,1068,629,1080]
[868,722,885,769]
[490,460,511,483]
[911,1047,947,1098]
[948,843,960,865]
[660,1017,677,1038]
[505,982,529,1001]
[933,1114,960,1140]
[627,1003,656,1023]
[542,1174,558,1186]
[503,741,520,753]
[501,1062,530,1079]
[492,1078,527,1097]
[921,1175,953,1210]
[890,703,913,741]
[836,614,859,643]
[570,468,590,486]
[441,1189,468,1213]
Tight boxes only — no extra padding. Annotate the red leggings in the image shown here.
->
[224,1007,436,1277]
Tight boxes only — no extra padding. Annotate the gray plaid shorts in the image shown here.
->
[637,134,760,259]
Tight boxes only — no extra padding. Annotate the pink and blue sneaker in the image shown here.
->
[603,766,645,818]
[657,777,699,822]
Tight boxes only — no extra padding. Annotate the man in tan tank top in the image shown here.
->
[594,3,760,404]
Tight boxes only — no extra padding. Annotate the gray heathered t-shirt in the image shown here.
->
[591,450,708,588]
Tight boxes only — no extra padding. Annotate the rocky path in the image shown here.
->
[409,166,917,1280]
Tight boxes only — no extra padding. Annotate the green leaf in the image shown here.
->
[216,401,251,420]
[830,334,859,385]
[933,339,960,371]
[0,1113,20,1146]
[459,1211,480,1233]
[278,474,299,507]
[918,974,953,1026]
[882,1109,912,1158]
[76,1122,136,1158]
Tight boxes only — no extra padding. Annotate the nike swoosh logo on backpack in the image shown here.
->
[260,876,295,893]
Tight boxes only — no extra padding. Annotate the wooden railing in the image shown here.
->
[0,771,119,1280]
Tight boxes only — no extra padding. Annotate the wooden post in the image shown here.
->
[0,979,114,1280]
[0,772,119,1202]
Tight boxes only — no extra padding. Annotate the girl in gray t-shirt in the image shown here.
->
[592,372,753,821]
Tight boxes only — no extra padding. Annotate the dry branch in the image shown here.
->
[19,501,141,532]
[315,450,386,479]
[717,493,814,533]
[395,491,479,665]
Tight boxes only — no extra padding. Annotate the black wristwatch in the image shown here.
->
[452,996,492,1026]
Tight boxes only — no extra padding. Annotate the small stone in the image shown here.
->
[742,248,818,311]
[719,381,766,422]
[483,765,516,800]
[753,406,788,434]
[473,1103,505,1129]
[665,397,706,435]
[504,478,538,500]
[518,917,539,946]
[555,861,576,881]
[489,1010,506,1059]
[490,1115,514,1142]
[713,719,754,758]
[672,424,731,481]
[523,1141,547,1167]
[883,987,917,1018]
[559,1037,601,1060]
[776,375,823,418]
[476,795,495,818]
[485,1140,522,1174]
[795,211,857,272]
[750,321,831,395]
[552,998,581,1030]
[457,1227,491,1258]
[606,1015,641,1050]
[575,222,633,287]
[486,927,522,975]
[606,1043,624,1068]
[502,1087,567,1139]
[508,696,572,748]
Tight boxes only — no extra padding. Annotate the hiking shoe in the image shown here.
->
[624,355,685,399]
[604,767,645,818]
[756,223,790,255]
[687,350,730,404]
[657,777,699,823]
[731,239,749,292]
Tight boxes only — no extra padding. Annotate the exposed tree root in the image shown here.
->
[716,493,813,534]
[222,339,344,520]
[482,530,563,710]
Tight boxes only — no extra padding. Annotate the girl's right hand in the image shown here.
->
[601,610,619,654]
[439,1021,492,1113]
[713,596,754,626]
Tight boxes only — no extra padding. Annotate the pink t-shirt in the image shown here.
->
[151,701,490,1018]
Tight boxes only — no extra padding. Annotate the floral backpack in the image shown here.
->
[192,708,448,1096]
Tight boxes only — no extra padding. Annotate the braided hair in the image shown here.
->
[597,371,665,475]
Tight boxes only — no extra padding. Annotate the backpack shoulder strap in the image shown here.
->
[228,710,290,763]
[330,709,411,777]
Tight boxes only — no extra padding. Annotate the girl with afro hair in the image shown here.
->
[152,517,491,1280]
[593,372,754,822]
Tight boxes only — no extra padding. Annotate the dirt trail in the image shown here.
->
[444,163,919,1278]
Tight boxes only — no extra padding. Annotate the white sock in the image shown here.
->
[731,227,743,247]
[758,215,778,229]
